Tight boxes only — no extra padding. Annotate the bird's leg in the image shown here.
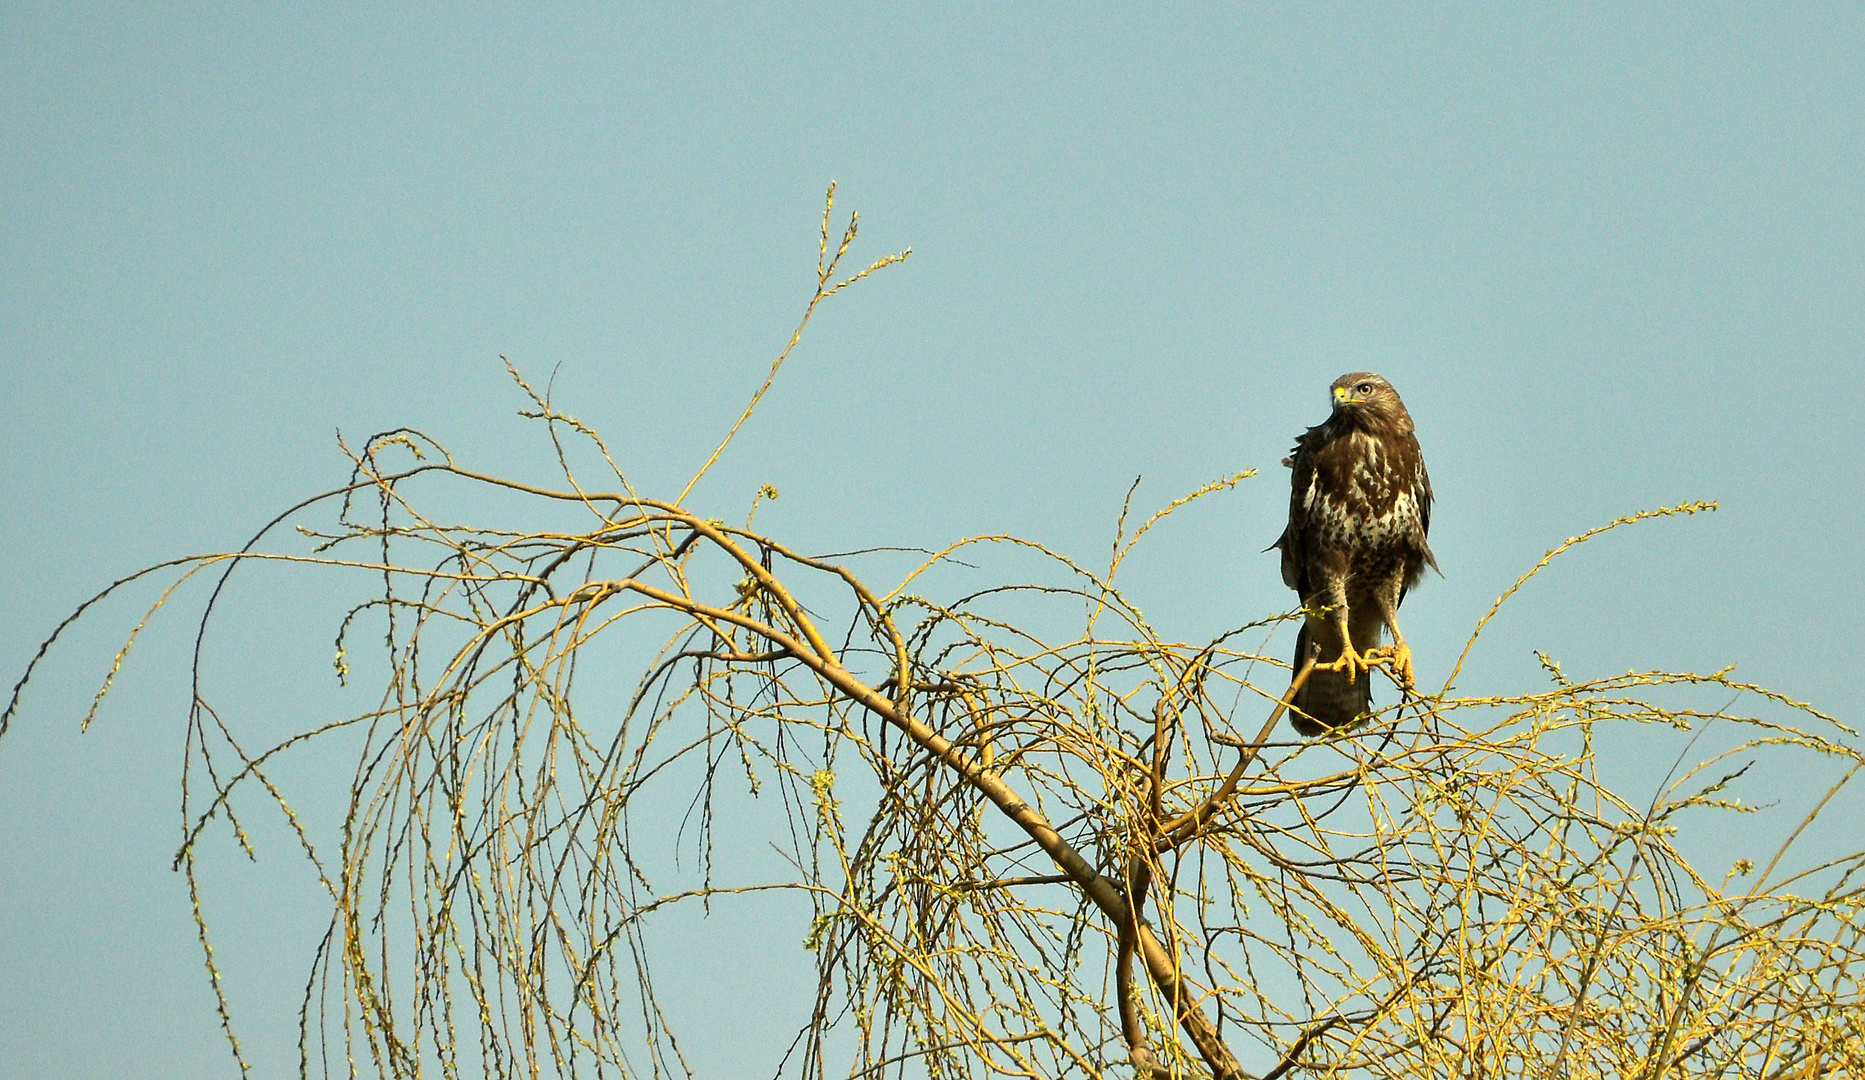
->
[1313,588,1372,681]
[1365,593,1415,689]
[1379,627,1414,689]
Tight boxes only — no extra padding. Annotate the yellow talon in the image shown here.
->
[1318,642,1373,681]
[1366,643,1416,689]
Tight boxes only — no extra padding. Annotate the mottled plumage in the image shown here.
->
[1274,372,1437,734]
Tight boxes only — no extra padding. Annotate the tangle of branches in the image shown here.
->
[6,188,1862,1080]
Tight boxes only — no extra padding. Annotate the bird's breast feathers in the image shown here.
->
[1301,429,1427,551]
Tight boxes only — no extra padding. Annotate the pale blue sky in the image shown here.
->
[4,6,1863,1077]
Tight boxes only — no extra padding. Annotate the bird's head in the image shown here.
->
[1328,372,1411,430]
[1327,376,1409,434]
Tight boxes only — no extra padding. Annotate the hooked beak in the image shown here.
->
[1332,386,1358,407]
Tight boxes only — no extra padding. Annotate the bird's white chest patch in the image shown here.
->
[1313,481,1419,554]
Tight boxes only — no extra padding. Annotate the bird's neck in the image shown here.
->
[1332,409,1412,439]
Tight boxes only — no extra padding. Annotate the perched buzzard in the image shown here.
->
[1274,372,1437,734]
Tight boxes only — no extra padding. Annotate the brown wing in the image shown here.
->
[1410,433,1439,579]
[1413,436,1433,548]
[1272,426,1323,594]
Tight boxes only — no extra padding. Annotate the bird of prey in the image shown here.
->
[1273,372,1437,734]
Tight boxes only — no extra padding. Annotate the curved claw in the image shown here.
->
[1365,644,1416,689]
[1318,642,1372,682]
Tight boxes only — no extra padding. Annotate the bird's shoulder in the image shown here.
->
[1281,421,1333,470]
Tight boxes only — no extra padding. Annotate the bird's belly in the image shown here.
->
[1344,541,1412,592]
[1311,501,1423,583]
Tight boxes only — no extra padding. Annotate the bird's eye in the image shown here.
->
[1356,383,1372,394]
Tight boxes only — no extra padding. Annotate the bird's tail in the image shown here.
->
[1289,618,1375,736]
